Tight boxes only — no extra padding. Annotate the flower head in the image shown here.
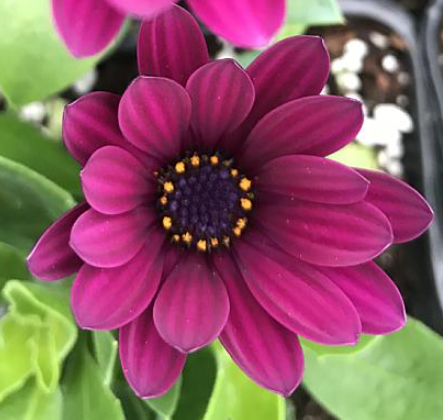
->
[29,6,433,398]
[52,0,285,57]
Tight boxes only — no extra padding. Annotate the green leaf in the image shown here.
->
[301,334,376,357]
[304,317,443,420]
[0,113,81,196]
[0,242,29,289]
[0,0,105,107]
[62,339,125,420]
[0,380,62,420]
[285,0,344,26]
[92,331,119,387]
[0,156,75,251]
[146,377,182,419]
[203,343,285,420]
[0,280,76,402]
[330,142,379,170]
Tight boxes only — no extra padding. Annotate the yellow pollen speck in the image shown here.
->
[222,236,231,247]
[159,196,168,206]
[175,161,186,173]
[239,178,252,191]
[241,198,253,211]
[182,232,193,244]
[230,169,239,178]
[162,216,172,230]
[164,182,174,193]
[236,218,247,230]
[210,237,219,247]
[190,155,200,166]
[197,240,207,252]
[233,227,242,237]
[210,155,219,165]
[172,234,180,243]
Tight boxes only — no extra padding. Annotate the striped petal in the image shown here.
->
[107,0,176,17]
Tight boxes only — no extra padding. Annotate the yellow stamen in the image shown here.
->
[210,237,219,248]
[222,236,231,247]
[236,218,247,230]
[159,196,168,206]
[182,232,193,244]
[162,216,172,230]
[239,178,252,192]
[164,181,174,193]
[190,155,200,167]
[210,155,219,165]
[172,234,180,243]
[230,169,239,178]
[241,198,253,211]
[197,240,207,252]
[175,161,186,174]
[233,227,242,237]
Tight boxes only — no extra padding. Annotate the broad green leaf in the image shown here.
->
[92,331,119,387]
[285,0,344,26]
[0,380,62,420]
[62,340,124,420]
[301,334,375,357]
[115,381,156,420]
[0,113,81,196]
[146,377,182,419]
[330,142,379,170]
[203,343,285,420]
[304,318,443,420]
[0,242,29,289]
[235,50,261,68]
[0,0,103,107]
[174,348,217,420]
[0,156,75,251]
[0,281,76,399]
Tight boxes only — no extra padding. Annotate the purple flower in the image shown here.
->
[29,6,433,398]
[52,0,285,57]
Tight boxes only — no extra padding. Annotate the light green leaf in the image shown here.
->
[146,377,182,419]
[0,113,81,196]
[330,142,379,170]
[92,331,119,387]
[203,343,285,420]
[62,339,124,420]
[235,50,261,69]
[304,317,443,420]
[0,380,62,420]
[0,0,104,107]
[0,156,75,251]
[0,242,29,289]
[301,334,376,357]
[285,0,345,26]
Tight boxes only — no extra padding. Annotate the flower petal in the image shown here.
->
[234,235,362,345]
[256,155,369,204]
[27,203,88,281]
[81,146,154,215]
[107,0,176,17]
[357,169,434,243]
[154,254,229,353]
[119,77,191,161]
[52,0,124,57]
[319,262,406,335]
[240,96,364,169]
[70,207,154,268]
[256,199,393,267]
[63,92,130,166]
[72,231,164,330]
[213,253,304,396]
[187,0,285,48]
[120,307,186,399]
[186,60,255,150]
[138,5,209,86]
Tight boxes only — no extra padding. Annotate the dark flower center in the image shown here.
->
[156,153,254,252]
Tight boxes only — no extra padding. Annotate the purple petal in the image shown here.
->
[213,253,304,396]
[81,146,154,215]
[187,0,285,48]
[52,0,124,57]
[70,207,154,268]
[256,199,393,267]
[120,307,186,399]
[234,235,361,345]
[72,231,164,330]
[256,155,369,204]
[108,0,176,17]
[240,96,364,169]
[119,77,191,161]
[319,262,406,335]
[138,5,209,86]
[357,169,434,243]
[27,203,88,281]
[186,60,255,150]
[63,92,129,166]
[154,254,229,353]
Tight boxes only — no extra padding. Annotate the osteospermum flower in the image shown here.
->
[52,0,285,57]
[29,5,433,398]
